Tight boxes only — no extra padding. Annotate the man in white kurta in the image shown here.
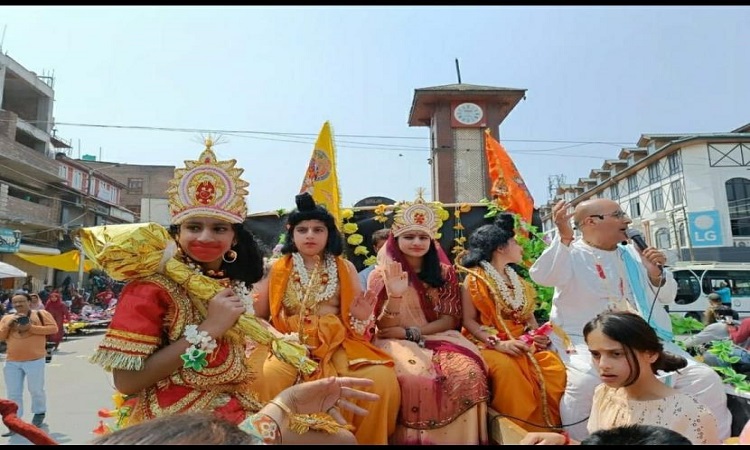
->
[530,198,732,441]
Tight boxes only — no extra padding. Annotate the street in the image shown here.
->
[0,329,114,445]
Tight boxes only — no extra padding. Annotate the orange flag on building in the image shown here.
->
[484,128,534,225]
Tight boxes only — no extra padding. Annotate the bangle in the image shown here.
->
[485,335,500,347]
[348,312,375,335]
[561,430,570,445]
[181,324,218,372]
[267,399,353,435]
[405,326,422,343]
[389,294,403,299]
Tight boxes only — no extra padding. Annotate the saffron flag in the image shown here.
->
[484,128,534,225]
[299,121,342,224]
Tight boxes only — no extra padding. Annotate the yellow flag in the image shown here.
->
[299,121,342,224]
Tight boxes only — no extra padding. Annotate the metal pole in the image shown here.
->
[681,207,695,262]
[77,248,85,291]
[669,211,683,261]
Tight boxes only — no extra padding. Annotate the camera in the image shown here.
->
[14,316,30,326]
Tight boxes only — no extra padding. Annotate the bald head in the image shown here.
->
[573,199,621,229]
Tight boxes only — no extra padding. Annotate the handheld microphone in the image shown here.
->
[625,228,648,252]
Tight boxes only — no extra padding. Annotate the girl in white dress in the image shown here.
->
[521,311,720,445]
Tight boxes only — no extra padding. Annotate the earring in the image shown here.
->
[223,249,238,263]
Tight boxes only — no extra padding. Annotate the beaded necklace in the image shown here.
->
[182,252,255,315]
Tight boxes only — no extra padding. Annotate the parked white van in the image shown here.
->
[669,262,750,321]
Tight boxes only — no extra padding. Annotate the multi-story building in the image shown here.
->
[540,123,750,264]
[0,53,71,292]
[79,160,174,225]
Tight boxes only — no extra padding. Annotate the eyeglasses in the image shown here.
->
[589,210,629,220]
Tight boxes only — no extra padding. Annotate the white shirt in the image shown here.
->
[530,235,677,341]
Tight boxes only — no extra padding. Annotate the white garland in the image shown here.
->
[292,252,338,303]
[480,261,525,310]
[234,280,255,315]
[184,324,218,353]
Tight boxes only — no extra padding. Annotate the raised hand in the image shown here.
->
[278,376,380,425]
[382,260,409,298]
[552,200,574,240]
[350,289,378,320]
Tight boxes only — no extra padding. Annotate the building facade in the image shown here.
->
[540,123,750,265]
[0,53,70,292]
[80,160,174,224]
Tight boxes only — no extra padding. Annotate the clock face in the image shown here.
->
[453,102,484,125]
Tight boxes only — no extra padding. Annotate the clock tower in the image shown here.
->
[408,83,526,203]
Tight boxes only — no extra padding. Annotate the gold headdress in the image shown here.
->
[168,138,248,224]
[391,188,443,239]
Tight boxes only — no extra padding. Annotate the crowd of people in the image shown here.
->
[0,139,745,445]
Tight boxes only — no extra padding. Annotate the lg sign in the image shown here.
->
[688,211,724,248]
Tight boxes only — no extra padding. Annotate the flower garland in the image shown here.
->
[291,253,338,303]
[451,203,471,255]
[480,260,526,311]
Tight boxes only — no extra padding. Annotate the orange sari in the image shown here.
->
[260,254,400,445]
[463,269,566,432]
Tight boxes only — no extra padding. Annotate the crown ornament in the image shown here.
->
[391,188,443,238]
[167,138,249,224]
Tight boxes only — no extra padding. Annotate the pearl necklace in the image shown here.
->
[291,253,338,303]
[480,261,525,310]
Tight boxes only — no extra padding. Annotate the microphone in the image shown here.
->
[626,228,664,273]
[625,228,648,252]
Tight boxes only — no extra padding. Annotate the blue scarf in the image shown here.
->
[619,245,674,343]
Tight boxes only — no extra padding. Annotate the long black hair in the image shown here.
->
[583,311,687,387]
[281,193,344,256]
[169,222,266,285]
[461,213,515,268]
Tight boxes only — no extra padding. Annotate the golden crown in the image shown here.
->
[391,189,443,238]
[167,139,248,224]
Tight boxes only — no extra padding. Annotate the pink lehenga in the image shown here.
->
[370,245,489,445]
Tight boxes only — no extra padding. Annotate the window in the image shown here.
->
[98,182,115,203]
[671,180,683,205]
[59,165,68,180]
[702,270,750,297]
[128,178,144,194]
[650,188,664,211]
[627,174,638,193]
[72,171,83,191]
[648,163,661,184]
[668,152,682,174]
[629,198,641,218]
[610,184,619,200]
[725,178,750,236]
[673,269,702,305]
[655,227,671,249]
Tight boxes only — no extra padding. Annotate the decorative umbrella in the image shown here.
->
[0,262,26,279]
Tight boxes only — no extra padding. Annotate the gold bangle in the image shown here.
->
[267,399,353,435]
